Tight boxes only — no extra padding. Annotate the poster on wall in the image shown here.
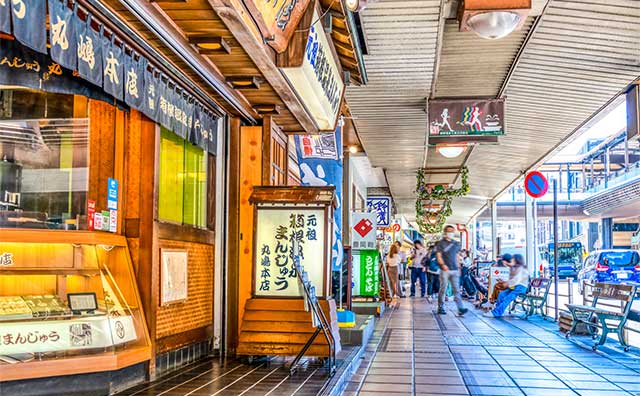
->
[254,208,326,297]
[160,249,188,305]
[352,250,379,297]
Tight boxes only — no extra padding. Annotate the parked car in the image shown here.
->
[577,249,640,294]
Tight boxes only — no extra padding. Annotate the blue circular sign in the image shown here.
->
[525,171,548,198]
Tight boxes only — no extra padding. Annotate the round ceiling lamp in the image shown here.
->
[436,144,467,159]
[467,11,522,39]
[346,0,369,12]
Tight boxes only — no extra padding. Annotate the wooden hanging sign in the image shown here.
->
[244,0,314,53]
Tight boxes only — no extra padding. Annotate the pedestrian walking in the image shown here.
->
[386,243,401,298]
[484,254,529,318]
[409,240,428,297]
[435,225,468,316]
[426,245,440,303]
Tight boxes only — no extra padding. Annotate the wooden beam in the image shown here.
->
[208,0,319,133]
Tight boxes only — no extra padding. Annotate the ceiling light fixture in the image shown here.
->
[458,0,531,40]
[348,145,358,154]
[436,144,467,159]
[467,11,522,39]
[346,0,369,12]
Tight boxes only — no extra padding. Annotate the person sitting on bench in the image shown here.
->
[484,254,529,318]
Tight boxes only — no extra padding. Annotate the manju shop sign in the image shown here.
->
[429,98,505,137]
[254,208,326,297]
[280,8,344,131]
[352,250,379,297]
[244,0,313,53]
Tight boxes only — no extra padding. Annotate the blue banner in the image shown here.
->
[295,129,343,271]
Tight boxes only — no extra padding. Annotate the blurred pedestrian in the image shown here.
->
[484,254,529,318]
[386,243,401,298]
[426,245,440,302]
[436,225,468,316]
[410,240,428,297]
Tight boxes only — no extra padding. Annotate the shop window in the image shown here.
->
[0,89,88,230]
[158,127,207,228]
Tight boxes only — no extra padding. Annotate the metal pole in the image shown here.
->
[553,179,559,322]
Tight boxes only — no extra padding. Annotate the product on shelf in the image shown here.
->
[0,296,32,320]
[21,295,71,317]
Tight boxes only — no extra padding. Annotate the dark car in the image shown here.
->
[577,250,640,293]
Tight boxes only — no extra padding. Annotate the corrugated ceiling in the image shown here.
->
[348,0,640,226]
[346,0,442,221]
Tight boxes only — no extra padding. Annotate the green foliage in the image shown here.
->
[414,166,470,234]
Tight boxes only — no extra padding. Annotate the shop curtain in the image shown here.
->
[76,15,103,87]
[48,0,77,71]
[0,0,11,34]
[11,0,47,54]
[102,37,124,101]
[124,52,144,109]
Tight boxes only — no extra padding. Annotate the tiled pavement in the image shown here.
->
[116,354,344,396]
[343,298,640,396]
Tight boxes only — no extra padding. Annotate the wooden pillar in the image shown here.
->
[226,117,242,354]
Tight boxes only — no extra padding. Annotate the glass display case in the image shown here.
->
[0,230,151,381]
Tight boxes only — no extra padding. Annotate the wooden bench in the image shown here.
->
[566,283,637,352]
[509,277,552,320]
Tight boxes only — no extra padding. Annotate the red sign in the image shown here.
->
[524,171,548,198]
[354,218,374,238]
[87,200,96,231]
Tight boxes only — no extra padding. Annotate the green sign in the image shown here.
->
[352,250,379,297]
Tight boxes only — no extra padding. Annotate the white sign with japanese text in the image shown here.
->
[0,315,136,355]
[255,208,326,297]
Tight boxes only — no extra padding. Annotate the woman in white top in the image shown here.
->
[386,243,400,297]
[484,254,529,318]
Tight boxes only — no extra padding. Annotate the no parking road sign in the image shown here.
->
[524,171,548,198]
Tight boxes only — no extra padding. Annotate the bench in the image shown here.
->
[509,277,552,320]
[566,283,637,352]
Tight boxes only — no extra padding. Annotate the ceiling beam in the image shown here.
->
[208,0,320,133]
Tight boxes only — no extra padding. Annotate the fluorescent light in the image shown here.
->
[467,11,522,39]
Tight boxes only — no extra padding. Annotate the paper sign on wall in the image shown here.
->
[351,212,377,251]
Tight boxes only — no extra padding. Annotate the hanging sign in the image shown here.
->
[351,212,377,251]
[627,83,639,140]
[429,98,505,137]
[244,0,313,53]
[254,208,326,297]
[352,250,379,297]
[280,8,344,131]
[367,196,391,227]
[524,171,548,198]
[295,129,343,271]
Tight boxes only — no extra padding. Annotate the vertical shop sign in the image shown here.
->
[280,8,344,131]
[87,200,96,231]
[367,196,391,227]
[351,212,377,250]
[102,38,123,101]
[76,15,103,87]
[295,128,343,271]
[351,250,379,297]
[11,0,47,54]
[107,178,118,210]
[254,208,325,297]
[48,0,77,70]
